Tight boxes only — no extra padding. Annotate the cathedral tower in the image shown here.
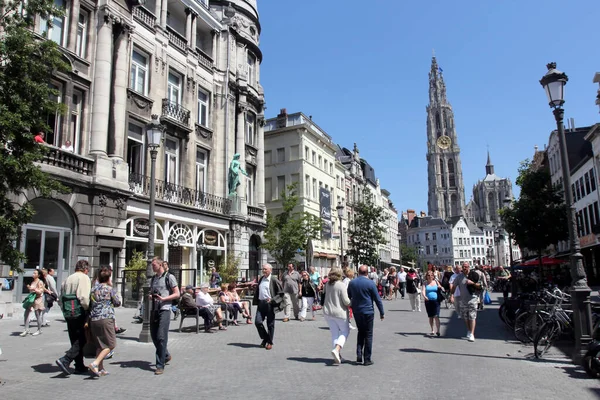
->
[426,56,466,220]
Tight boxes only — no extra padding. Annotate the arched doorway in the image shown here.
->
[248,235,261,281]
[19,198,75,300]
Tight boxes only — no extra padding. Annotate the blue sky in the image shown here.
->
[257,0,599,215]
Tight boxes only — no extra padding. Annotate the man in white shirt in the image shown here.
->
[449,264,464,319]
[252,264,283,350]
[398,268,407,299]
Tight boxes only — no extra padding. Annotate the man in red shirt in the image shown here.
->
[34,132,45,143]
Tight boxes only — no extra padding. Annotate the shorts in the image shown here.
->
[460,298,478,320]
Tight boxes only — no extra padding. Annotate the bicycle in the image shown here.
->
[533,288,573,359]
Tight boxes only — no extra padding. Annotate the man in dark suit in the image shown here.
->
[253,264,284,350]
[348,265,384,366]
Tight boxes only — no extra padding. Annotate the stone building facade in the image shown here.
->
[5,0,267,310]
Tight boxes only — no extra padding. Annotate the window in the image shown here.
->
[585,172,592,195]
[425,233,430,241]
[164,138,179,185]
[432,232,437,240]
[305,175,310,197]
[426,246,430,255]
[75,11,88,58]
[312,151,316,165]
[246,165,255,205]
[246,113,256,145]
[70,91,83,153]
[127,123,144,176]
[433,245,438,254]
[197,89,209,127]
[318,155,322,169]
[277,176,285,199]
[576,180,581,201]
[265,178,272,201]
[305,146,310,160]
[290,145,299,160]
[167,71,181,105]
[264,150,272,165]
[130,49,149,95]
[40,0,68,47]
[46,83,63,147]
[247,52,256,86]
[291,173,299,184]
[591,169,597,192]
[312,178,317,200]
[276,147,285,163]
[195,147,207,193]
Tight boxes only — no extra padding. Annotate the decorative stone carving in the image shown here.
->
[245,145,257,165]
[98,194,108,221]
[195,124,213,140]
[127,89,154,119]
[257,116,266,127]
[114,196,126,222]
[186,76,196,93]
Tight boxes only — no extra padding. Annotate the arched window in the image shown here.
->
[439,157,446,188]
[443,110,447,129]
[451,194,458,216]
[448,159,456,187]
[488,192,496,221]
[435,113,441,129]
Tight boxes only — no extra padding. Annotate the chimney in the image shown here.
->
[276,108,287,129]
[407,209,416,225]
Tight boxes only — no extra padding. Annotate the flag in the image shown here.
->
[438,67,443,73]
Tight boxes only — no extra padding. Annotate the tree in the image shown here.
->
[262,182,322,268]
[217,256,241,285]
[400,244,417,266]
[0,1,70,271]
[347,185,387,266]
[500,159,568,263]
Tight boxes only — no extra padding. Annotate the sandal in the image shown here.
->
[88,362,100,377]
[246,318,252,324]
[232,321,239,326]
[99,369,110,376]
[218,325,227,331]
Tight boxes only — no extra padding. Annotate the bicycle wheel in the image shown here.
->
[514,312,534,343]
[499,303,507,325]
[583,346,600,379]
[534,320,561,359]
[524,312,546,342]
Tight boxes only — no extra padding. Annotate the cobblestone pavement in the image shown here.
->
[1,292,599,399]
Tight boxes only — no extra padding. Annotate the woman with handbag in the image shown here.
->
[20,269,46,337]
[406,269,421,312]
[40,268,58,327]
[298,271,318,321]
[322,268,351,365]
[422,271,442,336]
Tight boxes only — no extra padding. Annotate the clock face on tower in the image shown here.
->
[437,135,451,150]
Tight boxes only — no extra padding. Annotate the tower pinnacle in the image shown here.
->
[485,150,495,175]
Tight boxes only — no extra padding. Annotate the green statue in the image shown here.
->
[228,153,248,196]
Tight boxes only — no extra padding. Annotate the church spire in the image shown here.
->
[429,56,447,105]
[485,150,495,175]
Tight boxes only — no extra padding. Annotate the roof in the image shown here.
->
[566,127,593,173]
[409,216,448,229]
[483,173,503,182]
[465,219,483,234]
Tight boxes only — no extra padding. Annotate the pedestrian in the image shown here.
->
[209,267,221,288]
[322,268,351,365]
[308,266,322,304]
[452,262,482,342]
[252,264,284,350]
[281,263,301,322]
[388,267,397,300]
[88,266,121,377]
[422,270,442,336]
[298,270,318,321]
[20,269,45,337]
[406,269,421,312]
[449,264,463,319]
[496,266,511,300]
[42,268,59,327]
[398,267,407,299]
[149,256,179,375]
[55,260,91,375]
[347,265,384,366]
[343,268,357,330]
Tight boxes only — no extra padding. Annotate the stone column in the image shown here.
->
[154,0,162,27]
[67,0,81,53]
[90,10,113,156]
[108,24,131,160]
[185,8,192,47]
[211,29,218,61]
[191,13,198,51]
[62,82,74,146]
[257,116,265,207]
[160,0,168,29]
[236,102,247,200]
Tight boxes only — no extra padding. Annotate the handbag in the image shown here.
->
[483,291,492,305]
[22,292,36,309]
[437,287,446,303]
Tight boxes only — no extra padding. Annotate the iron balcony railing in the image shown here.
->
[162,99,191,126]
[129,173,231,215]
[39,146,95,176]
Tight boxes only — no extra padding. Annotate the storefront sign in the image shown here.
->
[177,234,187,246]
[320,187,332,239]
[133,219,150,237]
[207,259,215,268]
[204,230,218,245]
[580,234,598,248]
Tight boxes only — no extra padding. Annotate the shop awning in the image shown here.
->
[521,257,566,266]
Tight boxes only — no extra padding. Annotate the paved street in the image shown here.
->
[1,292,599,399]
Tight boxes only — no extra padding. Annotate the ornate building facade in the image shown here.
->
[426,56,466,220]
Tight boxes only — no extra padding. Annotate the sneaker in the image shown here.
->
[331,348,341,364]
[468,334,475,342]
[166,355,172,364]
[55,358,71,375]
[154,368,164,375]
[19,330,30,337]
[349,323,357,330]
[115,327,127,334]
[31,330,41,336]
[104,350,114,360]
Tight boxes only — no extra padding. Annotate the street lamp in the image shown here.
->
[540,62,593,362]
[503,196,515,266]
[139,114,164,343]
[336,202,344,266]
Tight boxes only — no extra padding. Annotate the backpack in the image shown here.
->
[151,272,176,304]
[61,293,84,319]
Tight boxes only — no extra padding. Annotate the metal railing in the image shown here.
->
[133,6,156,29]
[162,99,191,126]
[39,146,95,176]
[129,173,231,215]
[167,25,187,53]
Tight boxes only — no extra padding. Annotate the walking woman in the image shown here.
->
[406,269,421,312]
[322,268,351,365]
[41,268,58,327]
[20,269,45,336]
[88,266,121,377]
[298,271,318,321]
[422,271,442,336]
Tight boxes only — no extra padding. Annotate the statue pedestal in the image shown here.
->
[229,194,242,215]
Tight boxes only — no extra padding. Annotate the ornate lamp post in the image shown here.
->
[336,202,344,266]
[139,115,164,343]
[503,196,515,266]
[540,62,593,362]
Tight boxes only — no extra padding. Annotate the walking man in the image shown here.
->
[452,262,482,342]
[398,267,407,299]
[347,265,384,366]
[253,264,284,350]
[449,264,463,318]
[149,257,179,375]
[55,260,91,375]
[282,263,301,321]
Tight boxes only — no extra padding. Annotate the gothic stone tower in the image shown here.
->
[426,56,466,220]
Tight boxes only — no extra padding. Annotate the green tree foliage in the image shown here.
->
[263,182,323,267]
[347,186,387,266]
[500,160,568,258]
[400,244,417,266]
[125,250,147,293]
[217,256,241,285]
[0,1,70,270]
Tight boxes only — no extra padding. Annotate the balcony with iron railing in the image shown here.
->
[162,99,191,127]
[129,173,231,216]
[38,146,95,176]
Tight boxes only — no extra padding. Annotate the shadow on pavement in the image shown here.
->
[587,388,600,398]
[109,360,154,372]
[387,309,415,313]
[287,357,336,366]
[395,332,434,338]
[31,363,63,374]
[399,347,573,364]
[227,342,262,348]
[117,336,142,342]
[558,365,596,381]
